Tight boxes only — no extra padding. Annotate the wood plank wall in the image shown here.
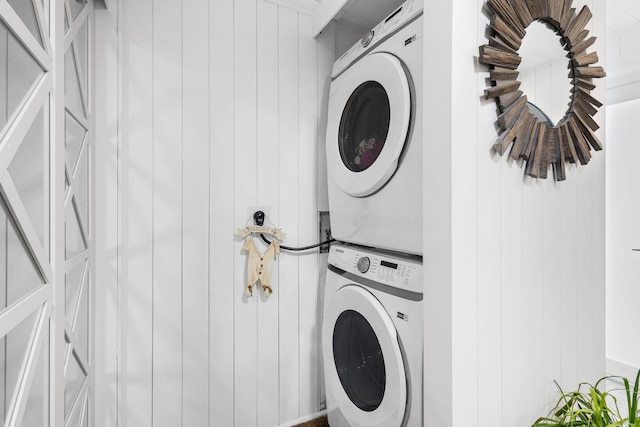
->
[98,0,607,425]
[94,0,337,426]
[424,0,606,425]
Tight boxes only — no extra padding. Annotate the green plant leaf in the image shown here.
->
[631,369,640,423]
[532,373,640,427]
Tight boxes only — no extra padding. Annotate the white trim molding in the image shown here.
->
[278,410,328,427]
[312,0,348,37]
[606,358,640,383]
[607,78,640,106]
[262,0,319,16]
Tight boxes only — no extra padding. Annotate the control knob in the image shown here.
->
[356,257,370,273]
[361,30,374,48]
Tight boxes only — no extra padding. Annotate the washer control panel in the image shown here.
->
[329,244,422,294]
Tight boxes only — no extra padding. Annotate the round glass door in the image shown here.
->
[333,309,386,411]
[326,53,411,197]
[339,82,390,173]
[322,285,406,427]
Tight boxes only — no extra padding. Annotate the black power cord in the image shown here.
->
[259,233,335,252]
[253,210,336,252]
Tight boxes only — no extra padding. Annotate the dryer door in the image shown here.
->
[323,284,407,427]
[326,52,412,197]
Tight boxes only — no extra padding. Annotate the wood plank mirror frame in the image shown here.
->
[479,0,605,181]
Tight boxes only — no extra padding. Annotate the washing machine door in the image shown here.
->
[326,52,412,197]
[323,284,407,427]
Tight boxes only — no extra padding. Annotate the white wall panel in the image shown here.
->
[560,170,579,388]
[152,0,184,423]
[278,7,301,423]
[0,27,6,133]
[606,99,640,372]
[424,0,607,425]
[95,0,336,425]
[316,23,335,213]
[314,25,336,412]
[182,0,210,424]
[450,1,478,425]
[209,0,235,424]
[298,12,320,417]
[256,2,280,426]
[94,1,118,425]
[118,0,154,424]
[586,0,607,384]
[422,0,453,423]
[475,8,503,427]
[542,177,563,403]
[499,162,526,426]
[233,0,259,424]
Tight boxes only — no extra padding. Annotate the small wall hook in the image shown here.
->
[253,210,266,226]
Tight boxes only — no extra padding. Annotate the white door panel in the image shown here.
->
[0,1,93,426]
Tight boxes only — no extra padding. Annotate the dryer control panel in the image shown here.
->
[329,244,423,295]
[332,0,423,78]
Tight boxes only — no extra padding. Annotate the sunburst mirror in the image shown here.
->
[479,0,606,181]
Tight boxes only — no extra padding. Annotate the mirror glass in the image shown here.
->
[518,20,572,126]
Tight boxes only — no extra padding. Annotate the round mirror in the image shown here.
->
[479,0,606,181]
[518,21,572,126]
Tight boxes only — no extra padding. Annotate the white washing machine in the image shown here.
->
[326,0,423,255]
[322,243,422,427]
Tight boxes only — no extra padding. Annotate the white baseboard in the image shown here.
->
[278,410,327,427]
[607,81,640,106]
[606,358,640,383]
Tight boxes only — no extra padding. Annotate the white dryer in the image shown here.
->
[322,243,422,427]
[326,0,423,255]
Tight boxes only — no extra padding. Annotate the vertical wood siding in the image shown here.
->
[120,0,155,425]
[424,0,606,425]
[606,99,640,373]
[96,0,607,425]
[94,2,119,426]
[95,0,336,426]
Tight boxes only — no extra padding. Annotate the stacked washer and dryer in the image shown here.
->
[322,1,424,426]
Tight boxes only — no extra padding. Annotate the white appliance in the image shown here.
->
[326,0,423,255]
[322,243,422,427]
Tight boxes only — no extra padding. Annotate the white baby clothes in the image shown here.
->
[243,236,279,296]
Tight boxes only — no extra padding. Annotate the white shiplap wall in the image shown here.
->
[423,0,606,425]
[96,0,607,425]
[606,99,640,374]
[94,0,336,425]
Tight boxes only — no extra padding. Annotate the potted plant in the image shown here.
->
[532,370,640,427]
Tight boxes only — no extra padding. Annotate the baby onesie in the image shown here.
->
[243,236,280,296]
